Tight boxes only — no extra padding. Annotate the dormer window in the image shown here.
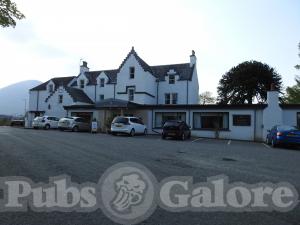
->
[100,78,105,87]
[48,84,54,93]
[129,67,135,79]
[169,75,175,84]
[80,79,85,89]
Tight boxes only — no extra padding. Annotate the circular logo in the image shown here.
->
[97,162,158,225]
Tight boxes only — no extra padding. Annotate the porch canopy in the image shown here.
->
[95,98,141,109]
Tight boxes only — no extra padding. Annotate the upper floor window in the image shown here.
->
[80,79,85,89]
[128,88,134,101]
[171,93,178,104]
[99,94,104,101]
[129,67,135,79]
[169,75,175,84]
[58,95,63,104]
[165,93,178,104]
[48,84,54,93]
[165,93,171,104]
[100,78,105,87]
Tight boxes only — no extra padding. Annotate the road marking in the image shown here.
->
[227,140,231,145]
[262,143,271,149]
[191,138,203,143]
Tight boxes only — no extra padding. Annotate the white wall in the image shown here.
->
[116,54,157,104]
[96,72,115,101]
[188,67,199,104]
[282,109,299,127]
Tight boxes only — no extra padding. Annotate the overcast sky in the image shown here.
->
[0,0,299,95]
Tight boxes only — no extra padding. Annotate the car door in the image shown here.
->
[53,117,59,128]
[130,118,140,133]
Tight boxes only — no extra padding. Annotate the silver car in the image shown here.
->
[58,117,90,132]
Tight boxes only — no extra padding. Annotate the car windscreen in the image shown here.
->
[163,121,181,127]
[112,117,129,124]
[34,117,43,121]
[277,125,297,131]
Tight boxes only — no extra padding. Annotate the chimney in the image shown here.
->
[267,83,279,106]
[190,50,196,67]
[80,60,89,74]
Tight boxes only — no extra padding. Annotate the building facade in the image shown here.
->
[27,48,300,141]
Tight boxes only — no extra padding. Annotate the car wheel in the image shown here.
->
[144,129,147,135]
[271,139,277,148]
[161,133,166,139]
[130,129,135,137]
[181,133,186,141]
[111,132,117,136]
[72,126,79,132]
[44,124,50,130]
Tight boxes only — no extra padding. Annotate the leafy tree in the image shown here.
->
[217,61,282,104]
[295,42,300,71]
[284,76,300,104]
[284,43,300,103]
[0,0,25,28]
[199,91,216,104]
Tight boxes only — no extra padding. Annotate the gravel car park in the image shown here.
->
[0,126,299,225]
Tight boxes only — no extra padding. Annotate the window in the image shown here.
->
[297,113,300,128]
[172,93,178,104]
[58,95,63,104]
[233,115,251,126]
[155,112,186,128]
[128,88,134,101]
[48,84,54,93]
[193,112,229,130]
[100,78,105,87]
[48,104,51,110]
[129,67,135,79]
[165,93,171,104]
[99,94,104,101]
[165,93,178,104]
[80,80,85,89]
[169,75,175,84]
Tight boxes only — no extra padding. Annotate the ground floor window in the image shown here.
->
[232,115,251,126]
[154,112,186,128]
[193,112,229,130]
[297,112,300,128]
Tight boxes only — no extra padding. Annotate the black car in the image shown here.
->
[162,120,191,140]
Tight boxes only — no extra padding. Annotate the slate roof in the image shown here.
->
[118,47,153,74]
[65,87,94,104]
[30,76,75,91]
[84,69,118,85]
[150,63,195,81]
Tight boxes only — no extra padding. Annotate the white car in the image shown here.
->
[111,116,147,136]
[58,117,91,132]
[32,116,60,130]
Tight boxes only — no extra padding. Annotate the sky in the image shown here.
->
[0,0,299,96]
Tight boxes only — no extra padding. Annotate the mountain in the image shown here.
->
[0,80,42,116]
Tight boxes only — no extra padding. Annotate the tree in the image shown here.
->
[217,61,282,104]
[284,76,300,104]
[284,43,300,103]
[199,91,216,104]
[295,42,300,71]
[0,0,25,28]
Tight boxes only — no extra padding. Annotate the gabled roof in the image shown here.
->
[150,63,195,81]
[65,87,94,104]
[84,69,118,85]
[118,47,153,74]
[30,76,75,91]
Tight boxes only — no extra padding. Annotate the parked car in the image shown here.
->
[32,116,60,130]
[111,116,147,136]
[162,120,191,140]
[266,125,300,147]
[58,117,90,132]
[10,119,24,127]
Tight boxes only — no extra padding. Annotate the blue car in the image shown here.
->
[266,125,300,148]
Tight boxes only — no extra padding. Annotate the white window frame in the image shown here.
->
[169,75,175,84]
[165,93,178,105]
[128,88,135,101]
[58,95,63,104]
[100,78,105,87]
[80,79,85,89]
[129,67,135,79]
[99,94,104,101]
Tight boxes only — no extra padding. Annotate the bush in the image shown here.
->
[0,118,11,126]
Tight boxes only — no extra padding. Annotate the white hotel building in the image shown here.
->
[28,48,300,141]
